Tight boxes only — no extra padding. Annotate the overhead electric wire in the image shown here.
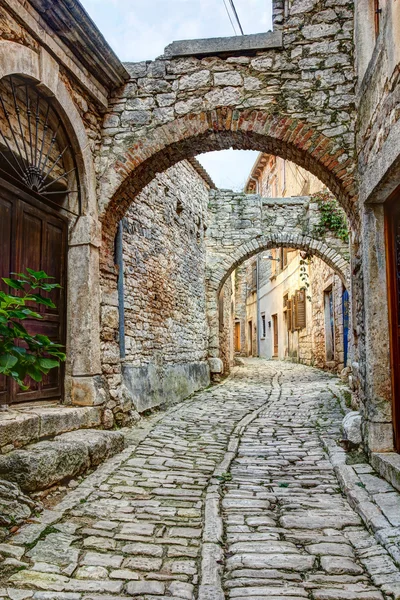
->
[228,0,244,34]
[222,0,238,35]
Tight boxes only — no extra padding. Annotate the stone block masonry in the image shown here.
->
[206,191,350,286]
[100,160,211,415]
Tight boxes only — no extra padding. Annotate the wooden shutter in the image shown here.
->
[287,299,292,331]
[283,294,288,309]
[291,296,296,332]
[295,289,306,329]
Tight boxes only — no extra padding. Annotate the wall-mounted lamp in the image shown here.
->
[262,255,280,261]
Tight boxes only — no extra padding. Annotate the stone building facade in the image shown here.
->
[0,1,127,450]
[0,0,399,465]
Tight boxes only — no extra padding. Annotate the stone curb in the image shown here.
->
[328,382,352,416]
[323,437,400,571]
[198,373,281,600]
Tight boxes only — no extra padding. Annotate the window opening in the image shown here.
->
[0,76,80,215]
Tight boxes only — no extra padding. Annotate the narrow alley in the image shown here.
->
[1,361,400,599]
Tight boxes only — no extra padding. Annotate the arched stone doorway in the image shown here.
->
[0,41,102,408]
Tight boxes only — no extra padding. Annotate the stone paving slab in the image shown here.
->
[0,360,399,600]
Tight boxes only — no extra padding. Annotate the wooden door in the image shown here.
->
[248,321,253,356]
[234,322,241,352]
[272,314,278,357]
[0,178,67,406]
[385,191,400,452]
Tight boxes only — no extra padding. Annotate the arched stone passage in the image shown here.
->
[99,109,357,271]
[206,232,350,359]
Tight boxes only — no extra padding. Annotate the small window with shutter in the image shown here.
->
[295,289,306,329]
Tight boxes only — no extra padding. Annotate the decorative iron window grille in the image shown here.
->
[0,76,80,215]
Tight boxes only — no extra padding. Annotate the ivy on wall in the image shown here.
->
[299,252,313,301]
[311,190,349,243]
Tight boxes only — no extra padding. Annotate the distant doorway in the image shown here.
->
[272,314,278,357]
[235,322,241,352]
[248,321,253,356]
[324,287,335,361]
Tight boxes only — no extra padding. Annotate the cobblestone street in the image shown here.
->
[1,361,400,599]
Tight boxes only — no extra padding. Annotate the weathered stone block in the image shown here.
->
[123,361,210,412]
[57,429,125,467]
[0,440,90,491]
[342,411,362,445]
[0,412,40,450]
[208,358,223,374]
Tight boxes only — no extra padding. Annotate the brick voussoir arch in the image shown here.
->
[100,108,358,267]
[209,233,350,295]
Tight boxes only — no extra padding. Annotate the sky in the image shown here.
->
[80,0,272,190]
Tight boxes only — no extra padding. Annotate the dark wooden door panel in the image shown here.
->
[386,191,400,452]
[0,178,67,406]
[0,195,13,404]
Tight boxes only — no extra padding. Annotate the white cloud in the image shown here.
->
[197,149,259,191]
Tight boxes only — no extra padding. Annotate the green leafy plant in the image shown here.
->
[0,268,66,390]
[216,472,232,483]
[299,252,313,302]
[311,190,349,243]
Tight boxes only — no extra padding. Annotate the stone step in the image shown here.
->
[0,429,125,492]
[0,405,102,454]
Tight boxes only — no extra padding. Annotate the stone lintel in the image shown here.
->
[262,196,311,206]
[164,31,282,58]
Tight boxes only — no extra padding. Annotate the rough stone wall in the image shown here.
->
[101,160,210,415]
[233,265,248,357]
[356,1,400,204]
[0,8,104,161]
[354,1,400,450]
[244,259,258,357]
[0,6,110,416]
[304,257,345,371]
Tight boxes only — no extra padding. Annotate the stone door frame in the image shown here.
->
[0,41,103,407]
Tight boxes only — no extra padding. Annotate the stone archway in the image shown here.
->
[99,109,357,272]
[0,41,102,407]
[206,232,350,360]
